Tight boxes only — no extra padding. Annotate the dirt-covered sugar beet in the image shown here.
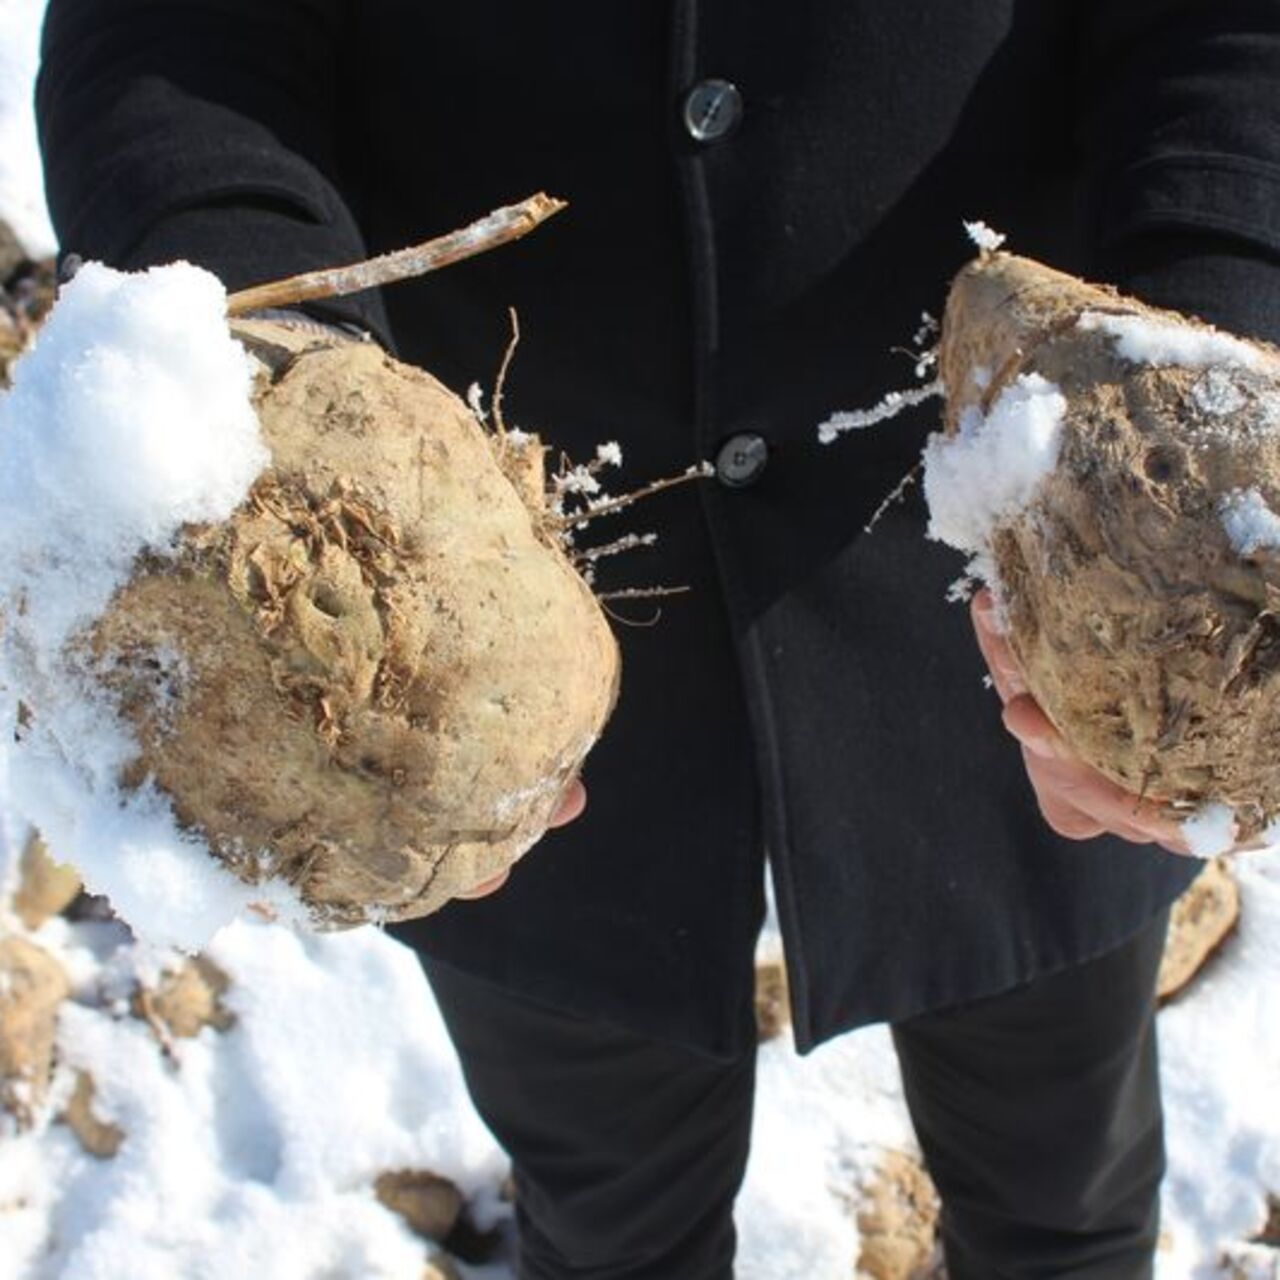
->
[938,252,1280,840]
[89,319,619,923]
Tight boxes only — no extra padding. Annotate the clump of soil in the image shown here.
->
[940,252,1280,837]
[855,1150,941,1280]
[0,217,55,383]
[12,832,81,929]
[1157,858,1240,1001]
[0,935,70,1126]
[754,956,791,1042]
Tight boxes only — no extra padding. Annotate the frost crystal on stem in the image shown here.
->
[963,220,1007,253]
[817,381,943,445]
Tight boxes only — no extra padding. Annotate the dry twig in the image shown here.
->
[226,193,566,316]
[492,307,521,436]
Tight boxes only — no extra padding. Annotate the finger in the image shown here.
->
[1000,698,1190,844]
[1017,738,1190,850]
[457,781,587,903]
[1003,696,1195,850]
[1001,692,1068,760]
[970,591,1028,705]
[548,777,587,828]
[1023,757,1186,849]
[1034,757,1182,845]
[456,869,511,900]
[1030,790,1108,840]
[1017,746,1156,842]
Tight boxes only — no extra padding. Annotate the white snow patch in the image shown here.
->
[738,871,922,1279]
[0,0,55,256]
[1156,850,1280,1276]
[1220,489,1280,556]
[1181,803,1239,859]
[1191,367,1249,418]
[922,373,1066,562]
[1079,310,1272,373]
[0,260,279,950]
[3,850,1280,1278]
[0,917,512,1280]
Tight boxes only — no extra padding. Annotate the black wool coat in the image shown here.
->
[38,0,1280,1055]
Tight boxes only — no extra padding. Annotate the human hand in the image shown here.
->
[455,777,588,899]
[969,590,1195,856]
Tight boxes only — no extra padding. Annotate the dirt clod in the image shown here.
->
[374,1169,464,1243]
[0,935,70,1126]
[855,1150,941,1280]
[12,833,82,929]
[1158,859,1241,1001]
[754,957,791,1042]
[59,1070,124,1158]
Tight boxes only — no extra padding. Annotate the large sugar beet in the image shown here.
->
[89,319,619,923]
[938,253,1280,839]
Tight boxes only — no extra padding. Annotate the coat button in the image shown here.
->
[715,432,768,488]
[682,79,743,143]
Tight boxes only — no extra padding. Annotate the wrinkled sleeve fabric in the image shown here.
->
[36,0,388,339]
[1079,1,1280,344]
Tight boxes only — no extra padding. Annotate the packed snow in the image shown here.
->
[1158,853,1280,1279]
[1192,368,1250,418]
[0,261,280,951]
[1,8,1278,1280]
[0,0,53,256]
[1181,803,1241,859]
[1220,489,1280,557]
[1079,309,1274,373]
[0,900,510,1280]
[4,837,1280,1279]
[921,372,1066,571]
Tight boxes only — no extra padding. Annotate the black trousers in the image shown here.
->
[422,911,1168,1280]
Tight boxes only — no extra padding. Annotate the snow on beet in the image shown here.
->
[1220,488,1280,556]
[1077,308,1274,374]
[0,262,278,951]
[1181,802,1241,860]
[920,371,1066,573]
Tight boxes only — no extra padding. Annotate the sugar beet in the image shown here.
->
[939,252,1280,838]
[89,319,619,922]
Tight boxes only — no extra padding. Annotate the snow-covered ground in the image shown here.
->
[0,2,1278,1276]
[0,0,53,257]
[4,827,1279,1280]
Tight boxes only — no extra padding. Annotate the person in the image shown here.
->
[36,3,1280,1276]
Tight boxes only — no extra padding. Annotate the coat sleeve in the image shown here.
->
[1078,1,1280,344]
[36,0,389,338]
